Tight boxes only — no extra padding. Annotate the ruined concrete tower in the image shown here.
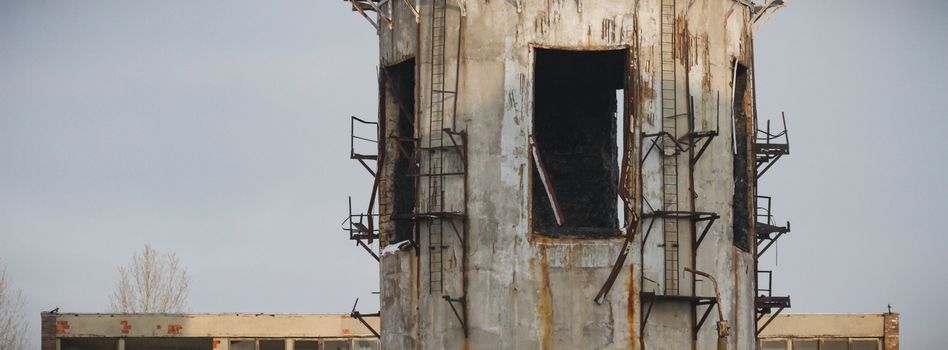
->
[343,0,790,349]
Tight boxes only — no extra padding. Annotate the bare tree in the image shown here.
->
[110,244,190,313]
[0,262,29,350]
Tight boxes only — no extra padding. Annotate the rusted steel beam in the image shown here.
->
[595,133,637,304]
[641,295,656,333]
[348,0,380,30]
[683,267,728,339]
[361,0,393,28]
[695,303,716,338]
[365,162,383,244]
[529,137,565,226]
[356,239,380,262]
[401,0,420,22]
[757,233,781,257]
[756,306,785,336]
[695,215,719,248]
[594,238,630,304]
[443,296,468,337]
[444,129,467,165]
[349,298,380,338]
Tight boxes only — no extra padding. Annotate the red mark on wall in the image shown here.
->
[212,340,221,349]
[120,320,131,334]
[342,328,351,336]
[166,324,183,335]
[55,320,69,334]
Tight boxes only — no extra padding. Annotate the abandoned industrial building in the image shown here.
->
[340,0,794,349]
[758,313,900,350]
[37,311,900,350]
[40,313,380,350]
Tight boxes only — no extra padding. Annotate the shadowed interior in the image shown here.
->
[531,48,626,237]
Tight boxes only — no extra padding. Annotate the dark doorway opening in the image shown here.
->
[531,48,627,237]
[732,63,752,250]
[385,59,417,243]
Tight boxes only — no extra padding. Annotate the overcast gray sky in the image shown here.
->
[0,0,945,348]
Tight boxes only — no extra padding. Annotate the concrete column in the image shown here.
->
[285,339,293,350]
[884,313,900,350]
[214,338,230,350]
[117,338,125,350]
[40,313,57,350]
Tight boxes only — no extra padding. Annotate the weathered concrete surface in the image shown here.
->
[371,1,764,349]
[758,313,892,339]
[44,313,379,338]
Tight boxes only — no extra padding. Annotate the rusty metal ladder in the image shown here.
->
[426,0,453,294]
[660,0,680,296]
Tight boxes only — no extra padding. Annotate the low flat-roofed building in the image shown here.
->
[41,313,380,350]
[758,313,899,350]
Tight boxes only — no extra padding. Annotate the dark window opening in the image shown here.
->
[293,340,319,350]
[125,337,213,350]
[532,49,627,237]
[229,340,255,350]
[732,63,752,250]
[386,59,417,243]
[259,340,285,350]
[324,340,351,350]
[61,338,119,350]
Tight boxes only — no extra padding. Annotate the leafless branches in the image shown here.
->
[0,263,29,350]
[109,244,190,313]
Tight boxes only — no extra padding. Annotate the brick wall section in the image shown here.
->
[884,313,899,350]
[41,313,57,350]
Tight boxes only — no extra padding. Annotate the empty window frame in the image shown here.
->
[230,340,256,350]
[323,339,352,350]
[384,59,417,242]
[792,340,818,350]
[851,339,880,350]
[353,339,379,350]
[760,339,787,350]
[293,340,319,350]
[823,339,849,350]
[732,62,753,250]
[259,340,285,350]
[125,337,213,350]
[531,48,627,237]
[60,338,119,350]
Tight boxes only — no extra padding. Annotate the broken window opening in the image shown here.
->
[125,338,212,350]
[324,339,352,350]
[732,62,753,250]
[353,339,379,350]
[823,339,849,350]
[791,340,818,350]
[851,340,881,350]
[760,340,787,350]
[385,59,417,243]
[293,340,319,350]
[60,338,119,350]
[259,340,286,350]
[229,340,256,350]
[531,48,627,237]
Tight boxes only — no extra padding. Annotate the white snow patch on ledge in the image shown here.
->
[381,240,413,256]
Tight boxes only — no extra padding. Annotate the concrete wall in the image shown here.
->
[372,1,761,349]
[44,313,378,338]
[758,314,885,339]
